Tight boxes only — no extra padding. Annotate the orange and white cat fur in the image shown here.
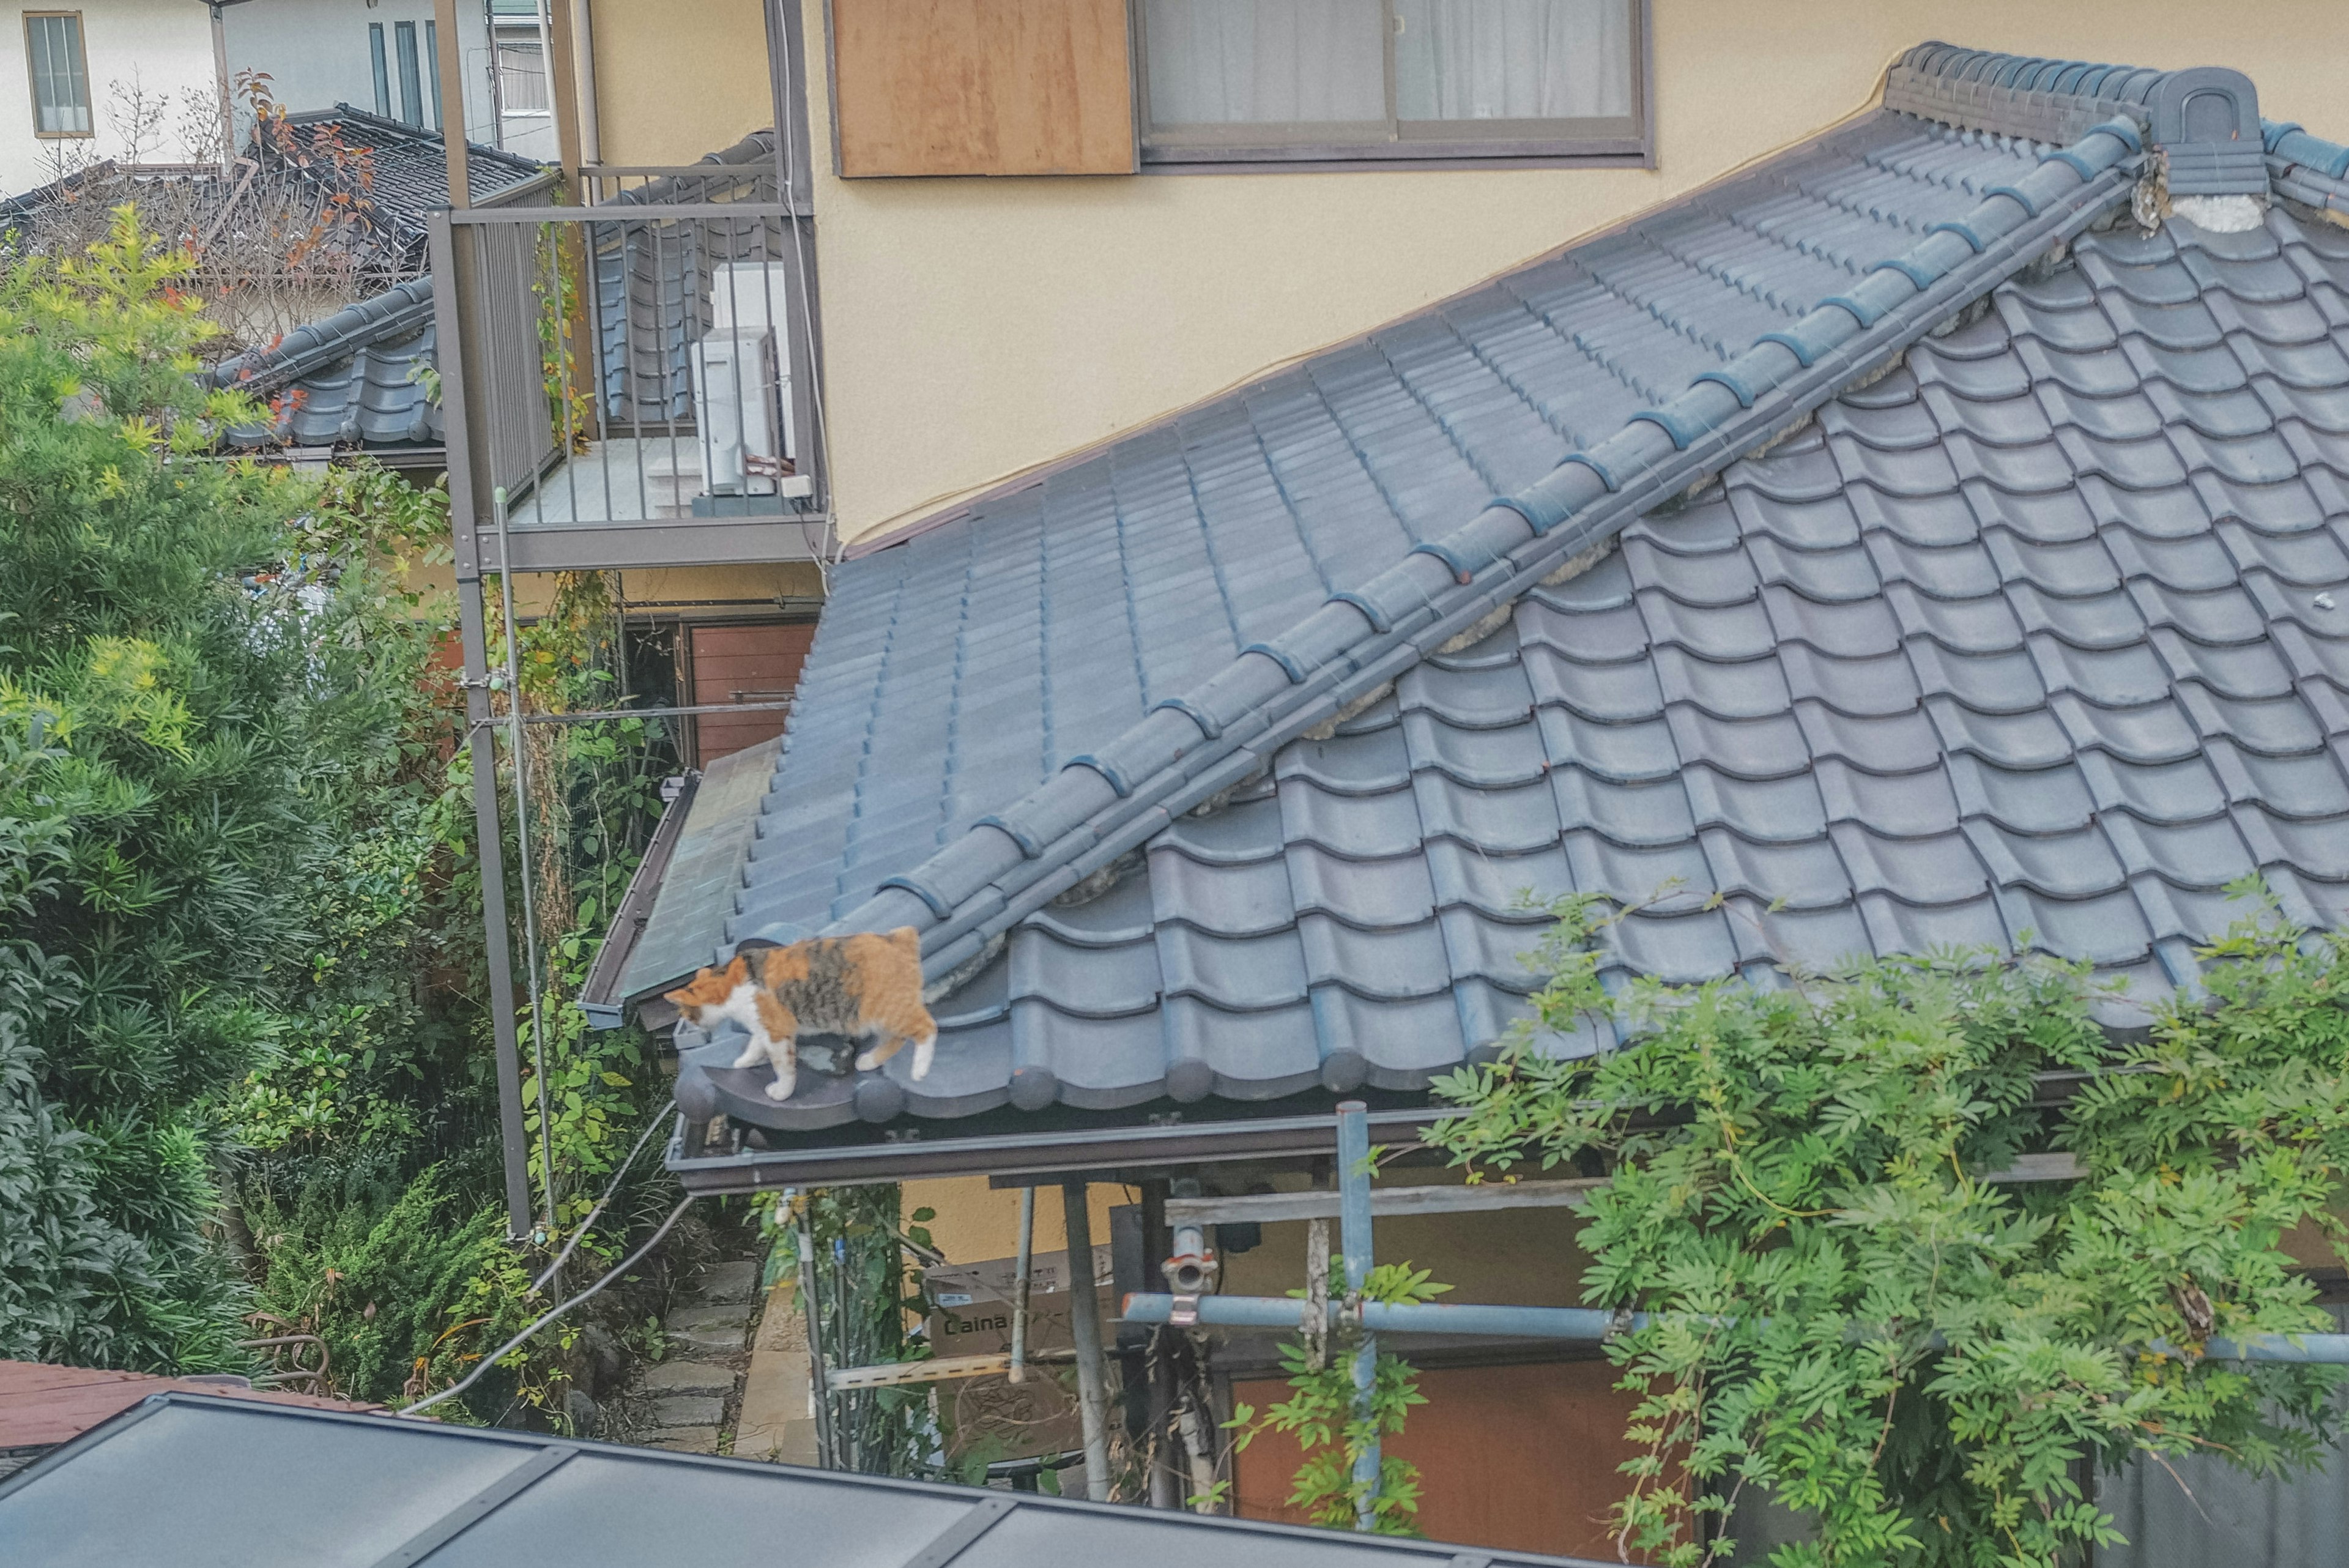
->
[664,928,937,1102]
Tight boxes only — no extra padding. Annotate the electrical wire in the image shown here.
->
[527,1097,677,1295]
[398,1194,696,1419]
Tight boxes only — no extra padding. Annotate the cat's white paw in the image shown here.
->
[853,1046,883,1071]
[911,1033,935,1081]
[730,1041,765,1070]
[763,1069,796,1102]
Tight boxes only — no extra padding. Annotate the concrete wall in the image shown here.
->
[0,0,212,195]
[773,0,2349,544]
[224,0,495,146]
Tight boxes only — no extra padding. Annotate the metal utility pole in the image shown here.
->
[1063,1183,1113,1502]
[428,203,533,1243]
[206,2,237,177]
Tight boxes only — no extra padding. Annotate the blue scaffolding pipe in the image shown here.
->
[1335,1102,1377,1531]
[1119,1292,2349,1366]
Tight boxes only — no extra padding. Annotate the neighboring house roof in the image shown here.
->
[0,1390,1612,1568]
[0,1361,376,1474]
[269,105,545,251]
[204,128,777,461]
[618,45,2349,1176]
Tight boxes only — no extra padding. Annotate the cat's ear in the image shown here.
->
[724,953,751,982]
[888,926,920,953]
[662,983,695,1008]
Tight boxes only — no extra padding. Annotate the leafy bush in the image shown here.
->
[1430,890,2349,1568]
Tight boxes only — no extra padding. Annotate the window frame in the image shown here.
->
[23,10,92,140]
[1132,0,1653,174]
[393,20,424,128]
[369,22,391,119]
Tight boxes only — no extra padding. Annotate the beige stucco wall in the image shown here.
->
[584,0,774,165]
[777,0,2349,544]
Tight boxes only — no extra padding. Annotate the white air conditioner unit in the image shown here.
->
[691,327,785,496]
[693,260,803,498]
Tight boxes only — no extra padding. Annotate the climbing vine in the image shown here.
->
[1217,1260,1449,1535]
[1427,885,2349,1568]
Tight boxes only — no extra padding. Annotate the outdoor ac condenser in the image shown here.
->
[691,327,784,496]
[691,261,808,500]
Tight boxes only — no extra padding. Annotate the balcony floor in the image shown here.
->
[484,439,826,570]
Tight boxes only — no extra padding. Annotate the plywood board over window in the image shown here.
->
[827,0,1137,177]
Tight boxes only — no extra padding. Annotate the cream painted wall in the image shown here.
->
[585,0,773,165]
[0,1,215,195]
[790,0,2349,543]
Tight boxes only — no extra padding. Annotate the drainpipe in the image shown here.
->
[207,2,235,177]
[1008,1187,1034,1384]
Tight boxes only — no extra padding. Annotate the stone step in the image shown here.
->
[688,1259,761,1305]
[667,1303,754,1333]
[649,1394,727,1429]
[641,1426,722,1454]
[668,1319,748,1358]
[641,1361,738,1397]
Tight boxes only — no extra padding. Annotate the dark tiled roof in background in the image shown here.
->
[675,114,2068,974]
[271,105,543,247]
[206,128,781,458]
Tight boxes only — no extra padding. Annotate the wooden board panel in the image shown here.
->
[1231,1359,1650,1561]
[689,622,814,761]
[829,0,1136,177]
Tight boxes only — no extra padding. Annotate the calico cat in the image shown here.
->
[664,928,937,1103]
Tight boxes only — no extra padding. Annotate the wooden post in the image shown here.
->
[432,0,469,206]
[1063,1183,1113,1502]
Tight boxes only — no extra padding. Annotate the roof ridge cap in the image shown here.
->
[2266,118,2349,221]
[805,119,2146,990]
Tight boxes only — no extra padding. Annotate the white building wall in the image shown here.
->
[0,0,214,197]
[224,0,494,146]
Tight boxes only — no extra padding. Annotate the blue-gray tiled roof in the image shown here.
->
[638,114,2085,975]
[629,47,2349,1150]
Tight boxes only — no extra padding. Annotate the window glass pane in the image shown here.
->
[1144,0,1384,126]
[425,20,441,130]
[370,23,391,118]
[1393,0,1633,121]
[28,14,93,135]
[394,20,423,127]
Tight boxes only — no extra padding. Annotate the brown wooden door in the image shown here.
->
[1231,1358,1650,1561]
[688,622,814,762]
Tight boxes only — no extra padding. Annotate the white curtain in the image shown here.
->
[1393,0,1634,122]
[1143,0,1386,125]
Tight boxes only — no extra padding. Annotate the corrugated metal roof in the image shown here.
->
[0,1391,1612,1567]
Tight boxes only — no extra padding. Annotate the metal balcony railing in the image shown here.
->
[431,143,828,575]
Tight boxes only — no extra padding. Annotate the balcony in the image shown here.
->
[431,141,830,574]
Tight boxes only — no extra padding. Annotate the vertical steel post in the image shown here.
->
[1063,1182,1113,1501]
[1336,1100,1378,1529]
[1141,1178,1179,1509]
[433,213,531,1243]
[1008,1187,1035,1385]
[796,1211,836,1466]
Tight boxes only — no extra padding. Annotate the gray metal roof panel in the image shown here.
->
[4,1393,1612,1568]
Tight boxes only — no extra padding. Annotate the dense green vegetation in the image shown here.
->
[0,212,674,1419]
[1430,892,2349,1568]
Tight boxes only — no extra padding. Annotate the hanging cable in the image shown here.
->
[492,485,557,1248]
[399,1195,696,1419]
[529,1098,677,1295]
